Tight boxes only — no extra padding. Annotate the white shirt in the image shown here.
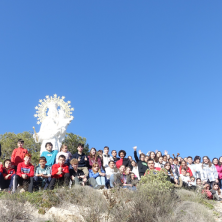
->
[102,154,113,168]
[132,166,140,180]
[105,167,116,179]
[56,151,72,163]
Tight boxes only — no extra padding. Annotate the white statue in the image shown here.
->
[33,95,74,154]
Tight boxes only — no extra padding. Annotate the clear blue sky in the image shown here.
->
[0,1,222,160]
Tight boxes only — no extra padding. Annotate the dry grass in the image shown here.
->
[0,185,217,222]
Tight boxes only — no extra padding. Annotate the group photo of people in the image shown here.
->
[0,139,222,201]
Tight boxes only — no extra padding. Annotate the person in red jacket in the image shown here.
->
[49,155,70,190]
[11,139,28,171]
[0,159,15,191]
[14,153,34,193]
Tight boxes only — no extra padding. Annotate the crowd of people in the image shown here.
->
[0,139,222,201]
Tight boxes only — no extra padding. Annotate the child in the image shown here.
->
[202,183,213,199]
[11,139,28,171]
[71,143,89,176]
[41,142,58,167]
[102,146,113,169]
[0,159,15,191]
[189,176,196,186]
[49,155,70,190]
[89,162,106,189]
[180,168,190,187]
[56,144,72,164]
[14,153,34,193]
[130,173,139,187]
[210,182,222,201]
[34,157,51,190]
[69,158,87,186]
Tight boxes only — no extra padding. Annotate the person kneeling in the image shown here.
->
[70,158,87,186]
[88,163,106,189]
[49,155,70,190]
[0,159,15,191]
[34,157,51,190]
[14,153,34,193]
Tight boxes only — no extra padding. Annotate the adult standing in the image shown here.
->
[201,156,218,188]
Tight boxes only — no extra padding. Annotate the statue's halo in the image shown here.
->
[34,94,74,124]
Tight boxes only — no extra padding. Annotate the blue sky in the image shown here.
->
[0,1,222,160]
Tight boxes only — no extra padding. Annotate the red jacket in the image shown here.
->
[11,147,28,166]
[0,164,15,180]
[179,166,193,177]
[51,163,69,179]
[16,162,34,178]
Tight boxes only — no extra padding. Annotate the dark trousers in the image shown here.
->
[0,173,15,190]
[49,173,70,190]
[14,175,34,193]
[34,176,51,190]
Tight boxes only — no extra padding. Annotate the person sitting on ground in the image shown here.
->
[34,156,51,190]
[56,144,72,165]
[116,150,132,170]
[88,147,102,169]
[41,142,58,167]
[196,178,203,192]
[0,159,15,191]
[49,155,70,190]
[164,162,178,185]
[210,182,222,201]
[14,153,34,193]
[88,163,106,189]
[71,143,89,177]
[202,183,213,199]
[105,160,118,186]
[102,146,113,170]
[110,165,135,190]
[110,164,126,188]
[131,160,140,180]
[69,158,87,186]
[111,150,120,163]
[189,176,196,186]
[133,146,147,177]
[180,168,195,190]
[123,167,136,190]
[130,172,139,186]
[11,139,28,171]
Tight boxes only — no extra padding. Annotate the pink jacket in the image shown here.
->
[214,164,222,179]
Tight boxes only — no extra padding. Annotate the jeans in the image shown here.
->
[110,174,115,188]
[123,186,136,191]
[219,179,222,189]
[196,171,201,179]
[34,176,51,190]
[49,173,70,190]
[14,175,34,193]
[96,176,106,186]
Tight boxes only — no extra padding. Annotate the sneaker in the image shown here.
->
[20,188,25,193]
